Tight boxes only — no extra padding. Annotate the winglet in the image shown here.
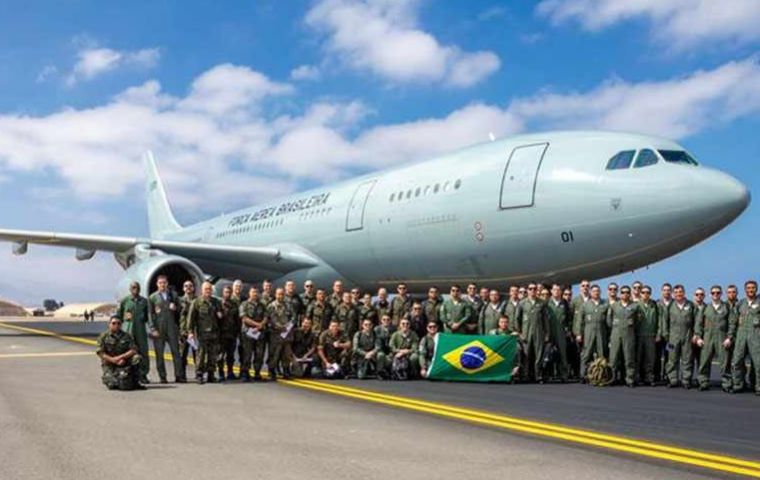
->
[144,151,182,238]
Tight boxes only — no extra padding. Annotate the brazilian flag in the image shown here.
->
[427,333,517,382]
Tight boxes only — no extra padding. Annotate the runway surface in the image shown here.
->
[0,320,757,479]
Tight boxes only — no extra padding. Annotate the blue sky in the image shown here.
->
[0,0,759,304]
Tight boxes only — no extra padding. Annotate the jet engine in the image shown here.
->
[114,253,204,299]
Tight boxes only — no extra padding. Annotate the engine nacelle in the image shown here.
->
[114,254,205,300]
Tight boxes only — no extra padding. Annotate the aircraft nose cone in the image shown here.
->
[718,174,751,217]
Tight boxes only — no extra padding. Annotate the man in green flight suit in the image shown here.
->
[418,321,438,378]
[389,318,420,379]
[607,286,641,387]
[440,285,476,334]
[576,284,609,382]
[635,285,660,386]
[116,281,151,384]
[149,275,183,384]
[546,284,570,382]
[516,283,550,383]
[96,316,144,391]
[665,285,696,389]
[479,289,505,335]
[730,280,760,395]
[391,283,413,328]
[695,285,734,392]
[187,281,223,384]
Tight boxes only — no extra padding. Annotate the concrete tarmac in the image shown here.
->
[0,322,753,479]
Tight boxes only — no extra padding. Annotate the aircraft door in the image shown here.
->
[346,180,377,231]
[499,143,548,209]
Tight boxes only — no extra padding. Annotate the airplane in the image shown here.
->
[0,130,751,297]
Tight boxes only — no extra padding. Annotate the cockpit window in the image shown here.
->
[606,150,636,170]
[658,150,699,166]
[634,149,658,168]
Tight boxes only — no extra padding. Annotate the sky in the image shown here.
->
[1,0,759,305]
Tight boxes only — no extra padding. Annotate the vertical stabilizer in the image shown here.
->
[144,151,182,238]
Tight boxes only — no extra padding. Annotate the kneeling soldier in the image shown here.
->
[353,318,383,379]
[418,321,438,378]
[292,317,318,378]
[318,319,352,378]
[389,318,420,379]
[97,316,143,391]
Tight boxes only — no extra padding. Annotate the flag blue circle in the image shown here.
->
[460,346,487,370]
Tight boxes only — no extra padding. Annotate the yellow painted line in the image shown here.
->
[285,379,760,478]
[291,380,760,473]
[7,321,759,478]
[0,321,98,346]
[0,351,94,359]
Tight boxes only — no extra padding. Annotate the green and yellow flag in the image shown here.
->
[427,333,517,382]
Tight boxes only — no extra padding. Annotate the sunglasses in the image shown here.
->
[621,290,631,294]
[695,293,705,296]
[711,291,721,295]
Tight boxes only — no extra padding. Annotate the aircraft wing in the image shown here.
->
[0,228,318,272]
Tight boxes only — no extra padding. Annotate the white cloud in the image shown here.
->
[290,64,322,81]
[1,58,760,220]
[66,46,161,86]
[537,0,760,50]
[35,65,58,84]
[305,0,500,87]
[508,57,760,138]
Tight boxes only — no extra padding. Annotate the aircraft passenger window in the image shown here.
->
[454,179,462,189]
[389,193,395,202]
[424,185,431,195]
[406,190,412,199]
[415,187,421,197]
[658,150,699,166]
[434,183,440,193]
[443,181,450,191]
[606,150,636,170]
[634,149,658,168]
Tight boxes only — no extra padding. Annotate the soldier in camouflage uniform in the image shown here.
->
[177,280,196,383]
[422,287,442,330]
[96,316,143,391]
[352,318,383,379]
[479,289,505,335]
[731,280,760,394]
[149,275,183,383]
[373,288,391,321]
[441,285,477,334]
[261,279,274,306]
[116,281,151,384]
[240,287,268,382]
[305,288,333,334]
[329,280,344,311]
[292,317,318,378]
[516,283,550,383]
[284,280,305,325]
[389,318,420,379]
[267,287,296,381]
[187,282,223,384]
[665,285,695,389]
[334,291,360,340]
[418,321,438,378]
[635,286,660,386]
[301,280,317,309]
[217,286,240,381]
[318,319,352,378]
[232,279,246,371]
[391,283,413,328]
[695,286,733,391]
[607,286,641,387]
[359,292,378,326]
[546,284,570,382]
[576,285,609,382]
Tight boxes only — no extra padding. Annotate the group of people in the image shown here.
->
[97,275,760,396]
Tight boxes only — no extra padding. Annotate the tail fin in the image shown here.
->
[144,151,182,238]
